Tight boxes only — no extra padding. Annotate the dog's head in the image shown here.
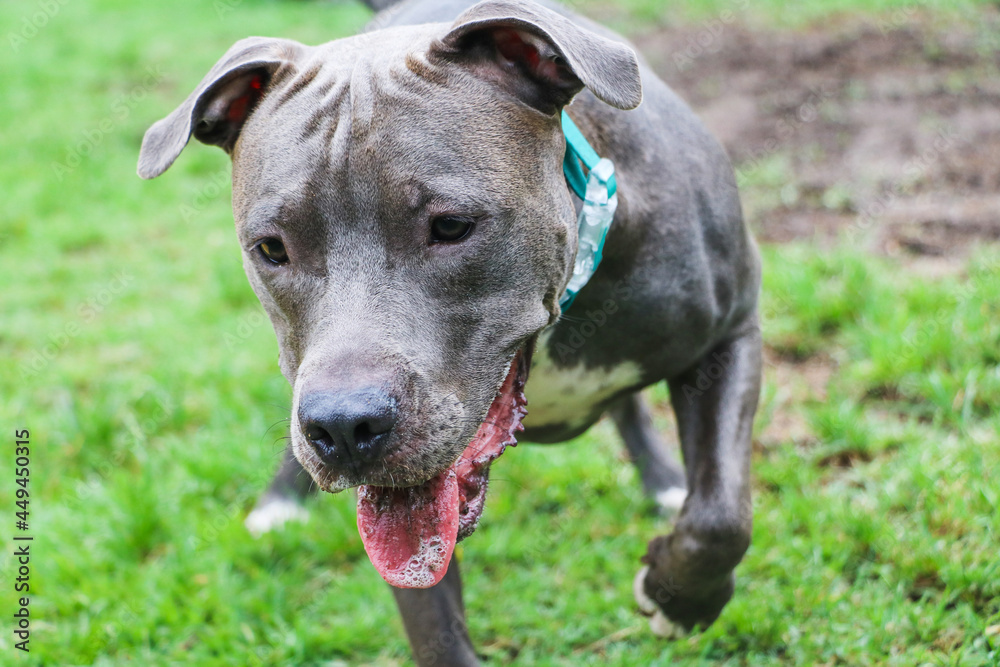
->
[139,0,641,587]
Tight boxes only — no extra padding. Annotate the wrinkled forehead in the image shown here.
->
[360,92,559,220]
[233,24,561,217]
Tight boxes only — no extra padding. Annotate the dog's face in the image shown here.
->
[230,28,574,491]
[139,0,641,587]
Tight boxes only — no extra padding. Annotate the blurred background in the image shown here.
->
[2,0,998,664]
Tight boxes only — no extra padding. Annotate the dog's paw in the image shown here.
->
[245,497,310,537]
[653,487,687,517]
[633,565,690,640]
[648,609,687,639]
[634,565,658,614]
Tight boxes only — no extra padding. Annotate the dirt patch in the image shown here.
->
[634,9,1000,259]
[755,347,836,448]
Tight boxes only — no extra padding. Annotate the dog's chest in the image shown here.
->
[522,331,643,431]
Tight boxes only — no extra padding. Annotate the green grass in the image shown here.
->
[573,0,994,29]
[2,0,998,665]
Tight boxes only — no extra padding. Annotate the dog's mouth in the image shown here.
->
[356,349,529,589]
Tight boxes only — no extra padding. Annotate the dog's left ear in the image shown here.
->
[433,0,642,115]
[137,37,306,179]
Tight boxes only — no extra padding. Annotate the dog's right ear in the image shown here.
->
[431,0,642,115]
[137,37,306,179]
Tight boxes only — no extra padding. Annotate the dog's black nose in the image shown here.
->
[298,388,398,469]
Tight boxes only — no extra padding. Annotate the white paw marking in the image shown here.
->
[244,498,310,537]
[633,566,658,615]
[634,565,687,639]
[524,331,644,430]
[649,610,687,639]
[654,487,687,515]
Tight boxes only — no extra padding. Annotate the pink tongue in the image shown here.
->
[356,352,527,589]
[357,470,459,589]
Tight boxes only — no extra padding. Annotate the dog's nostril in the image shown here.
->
[354,422,374,446]
[359,410,395,439]
[304,423,333,445]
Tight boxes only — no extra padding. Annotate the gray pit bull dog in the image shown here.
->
[138,0,762,662]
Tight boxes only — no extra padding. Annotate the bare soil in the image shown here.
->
[631,9,1000,446]
[635,9,1000,260]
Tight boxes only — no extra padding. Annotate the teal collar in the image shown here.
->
[559,110,618,312]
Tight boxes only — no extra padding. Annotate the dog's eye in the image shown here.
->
[257,238,289,264]
[430,216,474,243]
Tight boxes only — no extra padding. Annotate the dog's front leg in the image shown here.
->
[392,556,481,667]
[635,321,762,636]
